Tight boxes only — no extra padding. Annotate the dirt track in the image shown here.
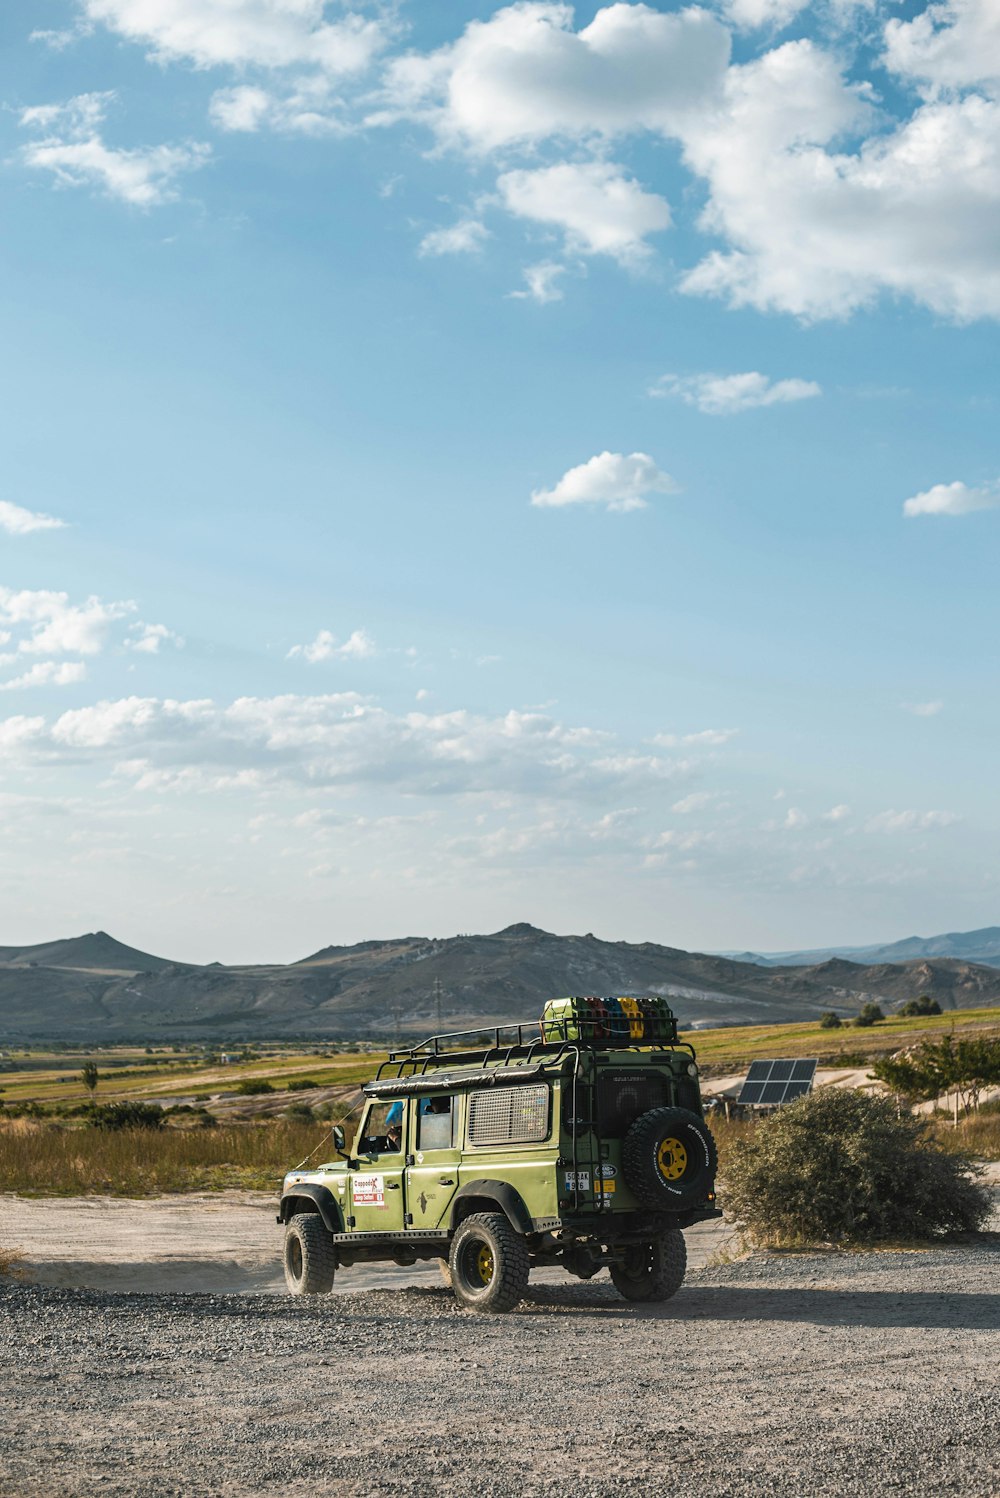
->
[2,1244,1000,1498]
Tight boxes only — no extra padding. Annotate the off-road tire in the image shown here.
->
[622,1106,717,1209]
[449,1212,529,1313]
[284,1212,336,1295]
[611,1229,687,1303]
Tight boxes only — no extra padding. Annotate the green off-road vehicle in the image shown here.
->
[278,998,720,1312]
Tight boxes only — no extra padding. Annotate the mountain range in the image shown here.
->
[2,923,1000,1041]
[722,925,1000,969]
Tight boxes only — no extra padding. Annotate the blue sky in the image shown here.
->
[0,0,998,962]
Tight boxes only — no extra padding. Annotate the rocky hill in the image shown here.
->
[2,922,1000,1041]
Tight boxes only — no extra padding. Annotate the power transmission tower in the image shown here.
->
[434,978,443,1032]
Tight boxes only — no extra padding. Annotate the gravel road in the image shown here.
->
[3,1240,999,1498]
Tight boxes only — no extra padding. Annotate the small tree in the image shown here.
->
[80,1061,99,1096]
[855,1002,885,1028]
[721,1088,990,1246]
[819,1011,842,1030]
[900,995,942,1017]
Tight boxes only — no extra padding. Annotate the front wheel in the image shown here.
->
[611,1229,687,1303]
[449,1212,529,1313]
[284,1212,336,1295]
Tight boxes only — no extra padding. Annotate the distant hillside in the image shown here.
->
[0,931,181,974]
[724,924,1000,970]
[1,921,1000,1041]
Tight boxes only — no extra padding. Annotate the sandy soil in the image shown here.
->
[0,1190,738,1295]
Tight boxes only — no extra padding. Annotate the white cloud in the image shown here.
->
[287,628,376,663]
[419,219,490,257]
[681,44,1000,320]
[865,808,959,833]
[783,806,808,828]
[655,728,738,748]
[722,0,810,31]
[0,661,87,692]
[0,716,46,753]
[128,623,185,655]
[902,700,944,717]
[884,0,1000,96]
[531,451,677,511]
[649,370,821,414]
[509,261,567,304]
[672,791,717,813]
[209,86,273,133]
[821,803,851,821]
[0,588,134,656]
[902,480,1000,517]
[81,0,385,75]
[379,2,731,152]
[498,161,670,264]
[20,92,209,207]
[0,500,67,535]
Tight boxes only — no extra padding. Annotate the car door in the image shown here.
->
[406,1094,461,1230]
[349,1098,407,1232]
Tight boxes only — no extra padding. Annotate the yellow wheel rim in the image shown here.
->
[657,1137,688,1181]
[475,1244,494,1284]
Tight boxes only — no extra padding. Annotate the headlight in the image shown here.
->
[687,1063,698,1078]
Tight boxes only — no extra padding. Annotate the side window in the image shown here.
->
[357,1100,406,1155]
[417,1095,456,1151]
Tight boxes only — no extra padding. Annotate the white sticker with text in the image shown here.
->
[353,1173,385,1206]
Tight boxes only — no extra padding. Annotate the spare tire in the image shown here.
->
[622,1106,717,1209]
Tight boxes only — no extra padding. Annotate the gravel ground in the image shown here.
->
[3,1239,999,1498]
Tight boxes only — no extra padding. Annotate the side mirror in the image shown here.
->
[333,1124,346,1154]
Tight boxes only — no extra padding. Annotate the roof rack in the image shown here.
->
[372,1011,693,1085]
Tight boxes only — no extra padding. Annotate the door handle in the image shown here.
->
[439,1178,454,1185]
[387,1182,400,1189]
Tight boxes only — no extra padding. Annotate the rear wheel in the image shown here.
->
[284,1212,336,1295]
[449,1212,529,1313]
[611,1230,687,1303]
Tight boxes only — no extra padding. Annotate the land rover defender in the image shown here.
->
[278,996,720,1312]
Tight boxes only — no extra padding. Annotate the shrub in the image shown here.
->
[819,1012,842,1030]
[854,1002,885,1028]
[88,1102,166,1132]
[286,1079,320,1091]
[900,995,942,1017]
[720,1087,991,1247]
[235,1079,275,1096]
[284,1103,315,1124]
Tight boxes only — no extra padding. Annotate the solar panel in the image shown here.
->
[736,1058,818,1107]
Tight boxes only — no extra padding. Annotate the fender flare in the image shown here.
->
[279,1184,344,1234]
[449,1179,534,1236]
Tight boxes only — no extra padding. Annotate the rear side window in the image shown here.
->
[597,1070,668,1137]
[467,1084,550,1146]
[417,1095,457,1151]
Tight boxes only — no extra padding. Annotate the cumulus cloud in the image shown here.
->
[379,2,731,152]
[419,219,490,257]
[649,370,820,413]
[127,623,185,655]
[0,500,67,535]
[531,451,677,511]
[902,480,1000,517]
[722,0,810,31]
[0,661,87,692]
[821,803,851,821]
[509,261,567,304]
[680,43,1000,320]
[287,628,376,663]
[672,791,717,813]
[19,92,209,207]
[0,588,135,656]
[884,0,1000,95]
[865,808,959,833]
[80,0,384,75]
[497,161,670,264]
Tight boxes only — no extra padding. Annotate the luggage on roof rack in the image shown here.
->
[539,995,677,1046]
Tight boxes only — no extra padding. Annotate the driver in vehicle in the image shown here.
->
[359,1100,404,1154]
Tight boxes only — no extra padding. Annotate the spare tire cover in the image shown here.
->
[622,1106,718,1209]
